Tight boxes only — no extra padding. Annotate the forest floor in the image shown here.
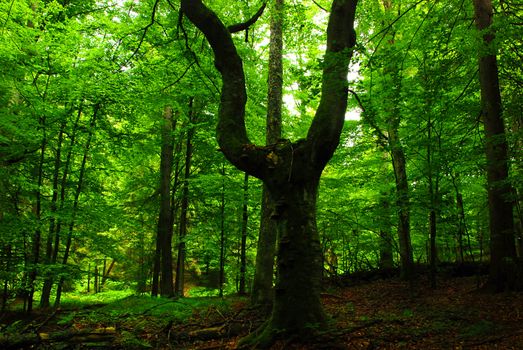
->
[1,273,523,349]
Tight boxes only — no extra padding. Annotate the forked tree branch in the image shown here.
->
[181,0,358,178]
[227,2,267,33]
[125,0,161,65]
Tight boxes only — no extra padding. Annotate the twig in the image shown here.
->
[177,12,220,96]
[125,0,161,64]
[312,0,329,12]
[161,61,196,92]
[453,68,479,103]
[1,0,16,35]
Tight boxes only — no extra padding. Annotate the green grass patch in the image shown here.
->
[72,295,235,326]
[60,289,135,308]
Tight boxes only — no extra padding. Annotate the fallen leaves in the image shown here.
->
[3,275,523,349]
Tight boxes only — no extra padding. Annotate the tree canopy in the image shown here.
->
[0,0,522,347]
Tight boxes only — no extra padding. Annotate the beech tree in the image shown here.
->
[152,106,175,297]
[472,0,518,291]
[180,0,358,345]
[251,0,283,308]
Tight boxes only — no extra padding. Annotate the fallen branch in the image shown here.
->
[20,310,58,334]
[0,327,116,350]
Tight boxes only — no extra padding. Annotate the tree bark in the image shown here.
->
[55,105,98,306]
[94,265,99,294]
[219,164,226,298]
[157,106,175,298]
[427,113,439,288]
[251,0,284,308]
[378,192,394,270]
[379,0,413,281]
[181,0,357,344]
[87,263,91,293]
[40,119,67,308]
[27,114,47,313]
[388,125,413,280]
[174,99,195,297]
[151,228,161,297]
[473,0,517,291]
[2,245,12,312]
[239,173,249,295]
[153,107,179,297]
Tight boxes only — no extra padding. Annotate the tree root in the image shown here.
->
[237,319,343,349]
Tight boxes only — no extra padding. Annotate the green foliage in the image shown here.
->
[60,290,135,308]
[72,295,235,326]
[0,0,521,312]
[117,330,153,349]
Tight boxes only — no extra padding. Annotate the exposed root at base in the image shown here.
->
[236,319,344,349]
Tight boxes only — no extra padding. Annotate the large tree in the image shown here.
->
[180,0,358,345]
[472,0,518,291]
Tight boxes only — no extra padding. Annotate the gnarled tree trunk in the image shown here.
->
[181,0,358,345]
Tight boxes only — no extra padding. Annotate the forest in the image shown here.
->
[0,0,522,348]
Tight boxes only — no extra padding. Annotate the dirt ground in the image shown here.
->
[2,274,523,349]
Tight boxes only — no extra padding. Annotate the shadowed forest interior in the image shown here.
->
[1,0,522,349]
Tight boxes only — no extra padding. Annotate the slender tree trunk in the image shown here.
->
[40,120,67,308]
[456,192,465,263]
[378,191,394,269]
[153,131,182,296]
[473,0,517,291]
[175,99,195,297]
[56,105,83,226]
[219,164,226,297]
[381,0,413,281]
[54,105,82,267]
[516,194,523,258]
[239,173,249,295]
[36,76,55,309]
[99,258,106,292]
[94,266,99,294]
[251,0,283,308]
[2,245,11,312]
[428,207,437,286]
[27,116,47,313]
[450,173,475,263]
[389,127,413,280]
[55,105,98,306]
[87,263,91,293]
[156,106,175,298]
[151,234,161,297]
[101,260,115,289]
[427,114,438,288]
